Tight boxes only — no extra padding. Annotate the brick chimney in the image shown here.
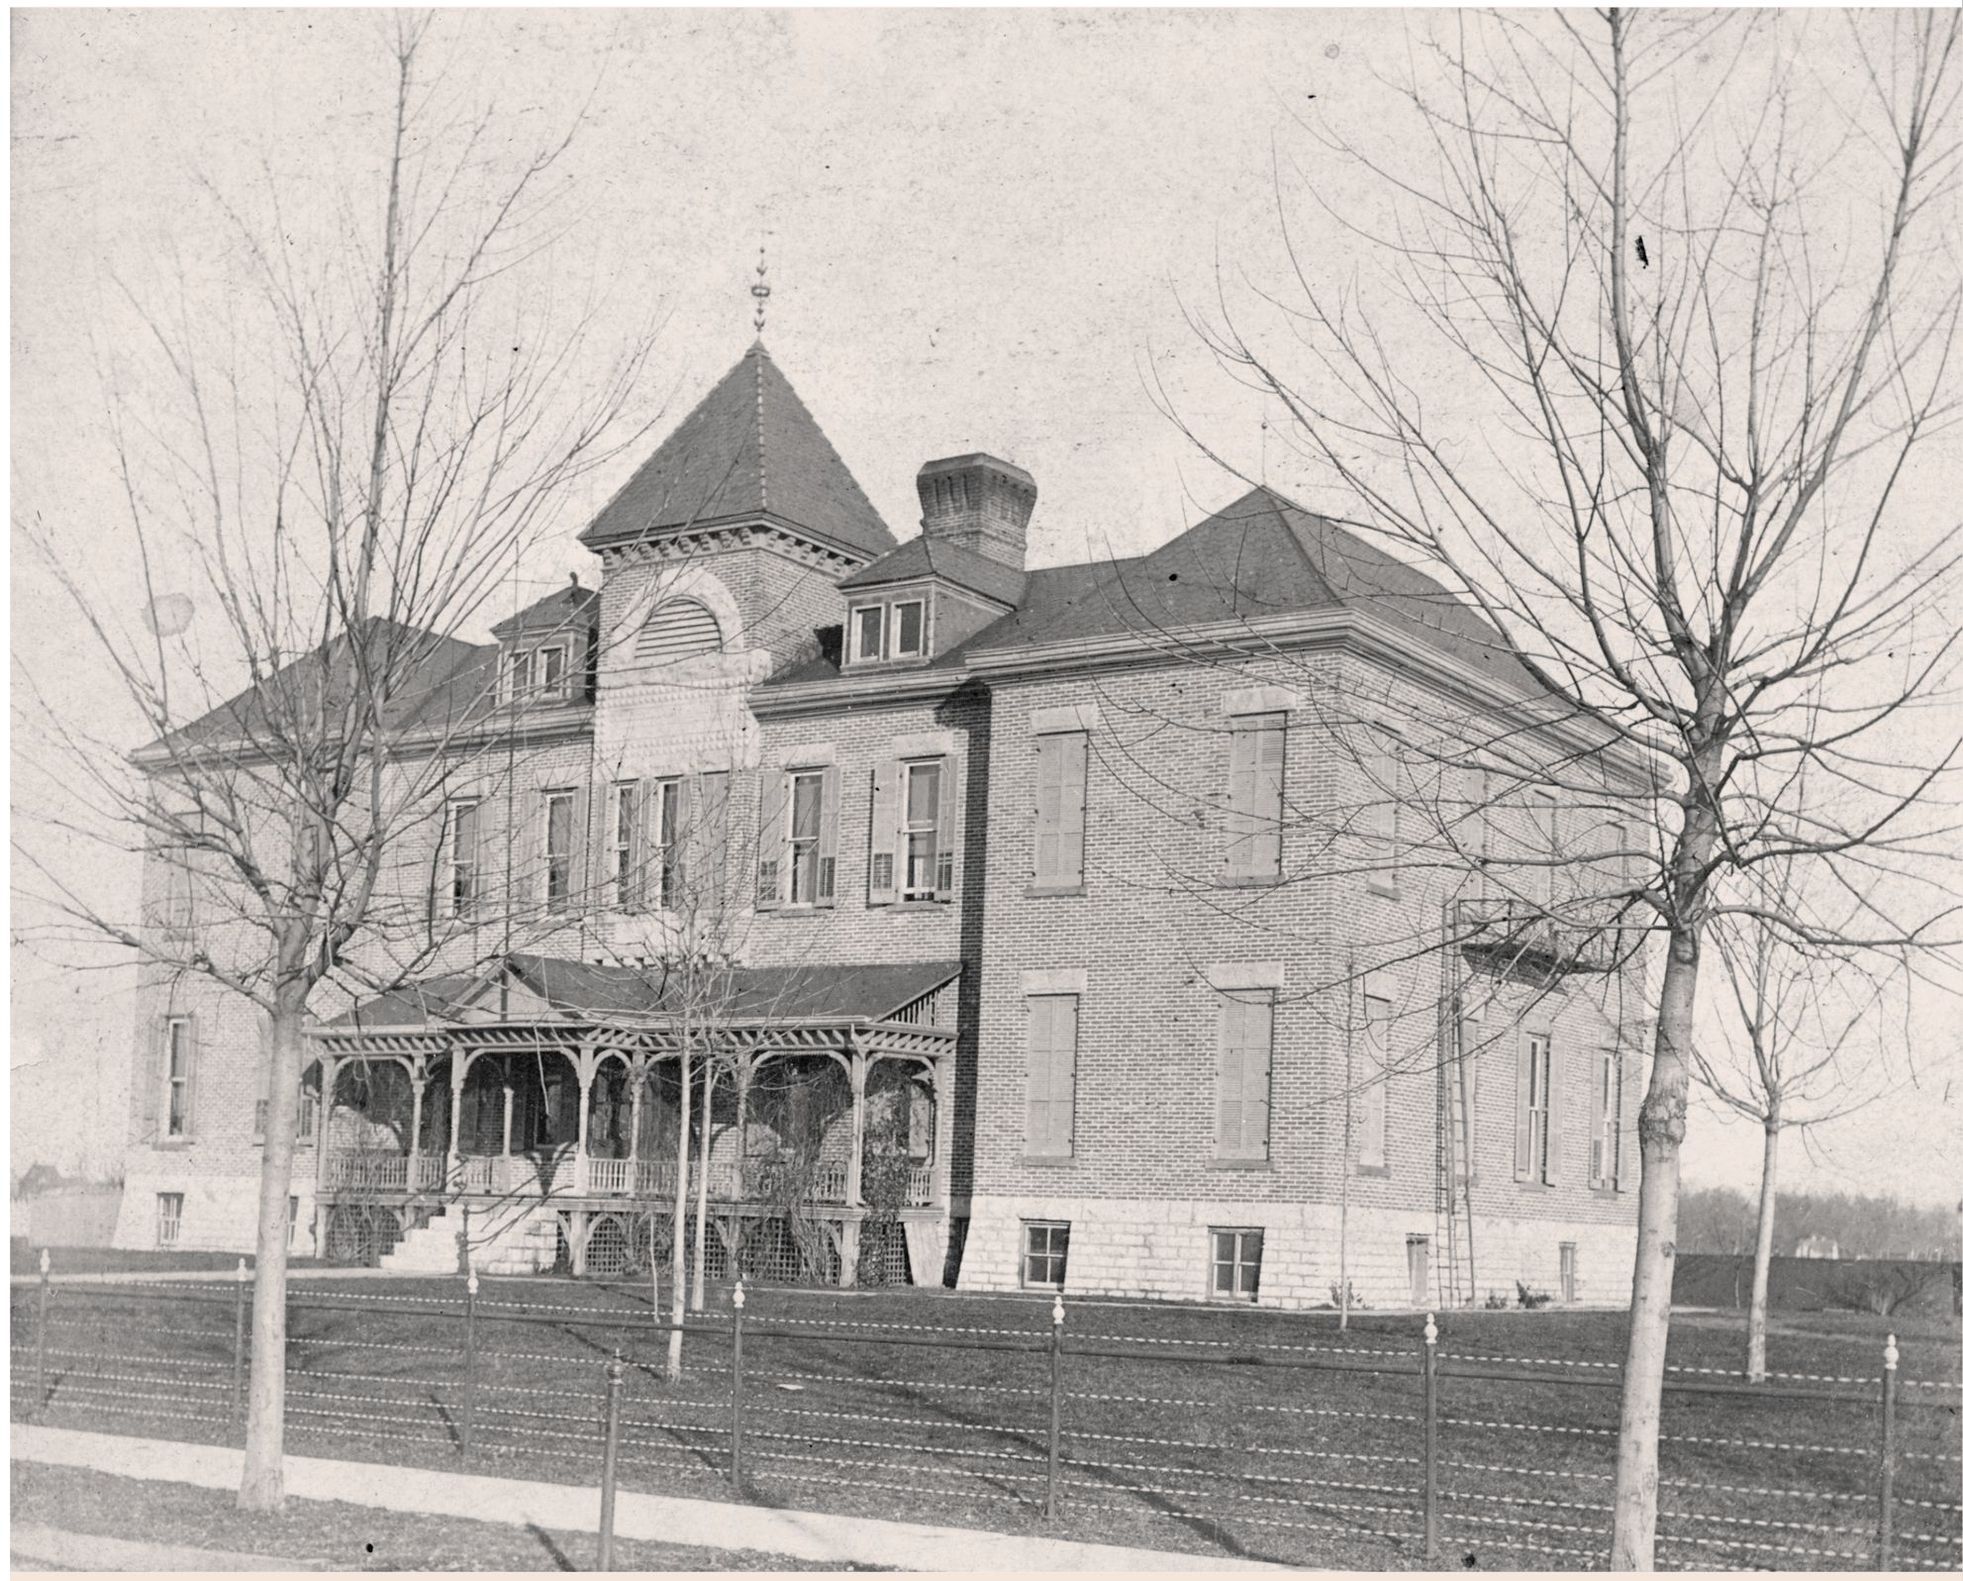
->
[916,454,1036,570]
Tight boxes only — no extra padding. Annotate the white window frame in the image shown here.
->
[163,1017,192,1140]
[1592,1048,1624,1189]
[891,598,926,658]
[446,798,480,920]
[611,781,641,911]
[852,604,886,662]
[1021,1220,1070,1290]
[543,789,577,913]
[1525,1032,1553,1184]
[156,1191,183,1248]
[536,643,569,699]
[652,778,684,910]
[786,770,825,906]
[901,758,943,900]
[1210,1227,1264,1303]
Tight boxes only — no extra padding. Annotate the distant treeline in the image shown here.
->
[1678,1185,1960,1260]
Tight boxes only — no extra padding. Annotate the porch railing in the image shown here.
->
[324,1147,935,1207]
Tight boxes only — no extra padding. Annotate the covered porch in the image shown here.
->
[309,954,961,1283]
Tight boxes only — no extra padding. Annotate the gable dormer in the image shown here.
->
[492,579,600,705]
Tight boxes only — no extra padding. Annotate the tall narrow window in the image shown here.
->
[1025,994,1079,1158]
[893,600,926,657]
[1592,1049,1624,1188]
[1451,1007,1480,1183]
[447,799,480,920]
[903,760,942,899]
[163,1017,192,1140]
[503,649,530,701]
[1358,993,1391,1169]
[787,771,825,904]
[1033,732,1088,891]
[156,1192,183,1248]
[1224,713,1286,882]
[297,1064,321,1144]
[544,790,576,912]
[612,782,641,910]
[653,778,683,910]
[1527,793,1560,911]
[854,605,885,662]
[1215,990,1274,1161]
[1517,1032,1554,1183]
[1364,748,1402,895]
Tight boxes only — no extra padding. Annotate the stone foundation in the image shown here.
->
[111,1168,320,1258]
[957,1194,1636,1310]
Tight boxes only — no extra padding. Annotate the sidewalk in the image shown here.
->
[13,1425,1288,1572]
[11,1522,319,1572]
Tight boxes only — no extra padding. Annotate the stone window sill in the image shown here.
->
[1354,1163,1390,1179]
[1025,884,1085,900]
[1021,1153,1076,1167]
[1216,873,1281,890]
[1208,1157,1272,1171]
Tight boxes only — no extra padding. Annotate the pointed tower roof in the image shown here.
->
[578,343,897,560]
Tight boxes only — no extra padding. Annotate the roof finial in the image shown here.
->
[750,243,771,336]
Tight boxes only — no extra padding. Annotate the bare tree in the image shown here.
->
[13,19,656,1510]
[1185,10,1962,1564]
[1691,854,1900,1381]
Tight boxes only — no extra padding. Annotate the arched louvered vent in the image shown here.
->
[636,598,722,665]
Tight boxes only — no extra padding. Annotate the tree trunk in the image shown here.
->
[666,1044,690,1381]
[238,985,306,1511]
[1610,921,1699,1568]
[1747,1114,1781,1384]
[690,1061,716,1311]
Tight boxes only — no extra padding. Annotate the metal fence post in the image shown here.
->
[461,1266,480,1456]
[730,1279,746,1491]
[1422,1312,1440,1563]
[598,1346,625,1571]
[1877,1332,1898,1570]
[232,1257,249,1426]
[1045,1294,1065,1520]
[35,1248,51,1415]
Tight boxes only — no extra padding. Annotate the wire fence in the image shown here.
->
[11,1259,1961,1572]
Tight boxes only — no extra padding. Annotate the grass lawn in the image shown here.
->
[9,1240,326,1277]
[12,1274,1959,1571]
[9,1460,857,1571]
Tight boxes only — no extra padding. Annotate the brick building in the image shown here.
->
[114,341,1650,1308]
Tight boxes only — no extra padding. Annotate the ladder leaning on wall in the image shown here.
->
[1434,902,1477,1306]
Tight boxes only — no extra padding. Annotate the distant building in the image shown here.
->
[114,341,1651,1308]
[1794,1235,1841,1260]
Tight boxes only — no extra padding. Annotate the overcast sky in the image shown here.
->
[11,9,1958,1207]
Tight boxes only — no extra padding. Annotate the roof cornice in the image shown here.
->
[752,665,971,720]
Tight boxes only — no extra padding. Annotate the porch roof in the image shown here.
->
[326,954,962,1034]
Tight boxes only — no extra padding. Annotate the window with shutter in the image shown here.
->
[756,773,789,909]
[1517,1033,1553,1183]
[543,791,577,912]
[1033,732,1088,891]
[1215,991,1274,1160]
[444,799,481,920]
[693,771,731,908]
[163,1017,194,1141]
[902,760,941,900]
[787,771,826,905]
[1358,994,1391,1169]
[1592,1049,1624,1188]
[1224,713,1286,882]
[1364,749,1402,896]
[1024,994,1078,1158]
[611,783,641,911]
[934,753,962,900]
[816,765,839,905]
[650,779,684,911]
[867,762,900,905]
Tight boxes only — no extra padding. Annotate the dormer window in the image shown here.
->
[849,597,929,664]
[502,643,572,703]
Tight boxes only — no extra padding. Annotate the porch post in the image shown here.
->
[931,1052,955,1209]
[446,1050,468,1190]
[842,1048,869,1289]
[628,1055,645,1176]
[313,1053,340,1250]
[846,1050,869,1209]
[575,1045,595,1196]
[734,1055,753,1200]
[408,1060,428,1191]
[501,1057,515,1159]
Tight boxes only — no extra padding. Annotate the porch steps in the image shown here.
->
[379,1210,465,1276]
